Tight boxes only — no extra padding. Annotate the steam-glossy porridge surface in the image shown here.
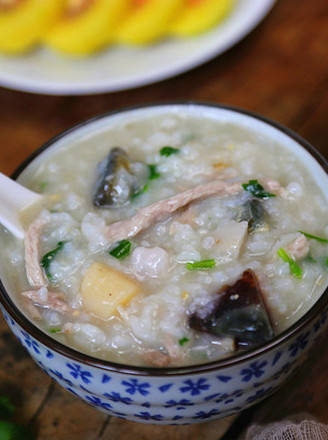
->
[1,108,328,367]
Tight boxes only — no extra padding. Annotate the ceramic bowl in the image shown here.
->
[1,103,328,425]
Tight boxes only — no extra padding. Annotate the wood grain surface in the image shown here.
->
[0,0,328,438]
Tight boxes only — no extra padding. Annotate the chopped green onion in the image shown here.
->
[304,255,317,263]
[298,230,328,243]
[186,259,216,271]
[49,328,62,334]
[242,179,276,199]
[132,184,149,198]
[277,248,302,279]
[41,241,67,280]
[39,181,49,191]
[148,164,160,180]
[159,146,180,157]
[178,337,190,346]
[109,240,132,260]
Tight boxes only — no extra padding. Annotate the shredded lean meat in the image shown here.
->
[24,212,49,287]
[287,234,309,260]
[262,178,292,199]
[23,211,72,315]
[105,180,242,242]
[21,289,73,314]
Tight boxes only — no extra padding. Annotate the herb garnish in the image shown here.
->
[148,164,160,180]
[159,146,180,157]
[242,179,276,199]
[277,248,302,279]
[49,328,62,334]
[298,231,328,243]
[186,259,216,271]
[41,241,67,280]
[109,240,132,260]
[178,337,190,346]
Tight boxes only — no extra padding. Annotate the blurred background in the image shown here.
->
[0,0,327,439]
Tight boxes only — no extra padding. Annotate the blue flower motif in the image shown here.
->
[165,399,194,410]
[103,392,133,405]
[122,379,151,396]
[216,375,232,383]
[46,350,54,358]
[159,383,173,393]
[173,415,184,421]
[134,412,163,421]
[246,387,272,403]
[272,351,282,366]
[180,378,210,396]
[314,313,327,332]
[288,332,310,357]
[20,331,40,354]
[192,409,221,419]
[240,361,267,382]
[66,363,93,384]
[86,395,112,410]
[49,369,73,386]
[102,374,111,384]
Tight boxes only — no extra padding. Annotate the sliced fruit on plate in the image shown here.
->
[0,0,65,54]
[43,0,131,56]
[114,0,184,45]
[170,0,235,37]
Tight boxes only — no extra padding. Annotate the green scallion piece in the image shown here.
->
[49,328,62,334]
[41,241,67,280]
[186,259,216,271]
[298,230,328,243]
[159,146,180,157]
[178,337,190,346]
[242,179,276,199]
[277,248,302,279]
[109,240,132,260]
[148,164,160,180]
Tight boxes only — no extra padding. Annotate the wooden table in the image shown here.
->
[1,0,328,438]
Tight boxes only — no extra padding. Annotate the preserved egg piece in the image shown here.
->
[235,199,269,233]
[93,147,148,208]
[189,269,274,350]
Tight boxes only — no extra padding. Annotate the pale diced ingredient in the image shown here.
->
[81,262,141,319]
[214,220,248,263]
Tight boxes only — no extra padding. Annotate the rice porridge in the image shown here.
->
[1,105,328,367]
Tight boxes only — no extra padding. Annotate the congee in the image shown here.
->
[1,106,328,367]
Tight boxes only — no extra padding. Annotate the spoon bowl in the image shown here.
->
[0,172,43,239]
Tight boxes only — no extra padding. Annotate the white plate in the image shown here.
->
[0,0,276,95]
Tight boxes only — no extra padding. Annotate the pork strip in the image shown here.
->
[105,180,242,243]
[24,212,49,287]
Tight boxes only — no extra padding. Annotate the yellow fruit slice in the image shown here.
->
[81,262,141,320]
[170,0,235,37]
[114,0,184,45]
[0,0,65,54]
[44,0,131,56]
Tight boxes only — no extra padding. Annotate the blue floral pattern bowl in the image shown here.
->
[1,103,328,425]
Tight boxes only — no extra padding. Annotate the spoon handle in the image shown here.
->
[0,172,42,239]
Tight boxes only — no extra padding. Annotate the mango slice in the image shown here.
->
[114,0,184,45]
[170,0,235,37]
[0,0,65,54]
[81,262,141,320]
[44,0,131,56]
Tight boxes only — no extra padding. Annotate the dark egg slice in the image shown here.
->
[189,269,274,350]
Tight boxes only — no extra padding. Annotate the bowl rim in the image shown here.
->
[1,100,328,377]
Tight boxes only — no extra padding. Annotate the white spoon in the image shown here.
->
[0,172,43,240]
